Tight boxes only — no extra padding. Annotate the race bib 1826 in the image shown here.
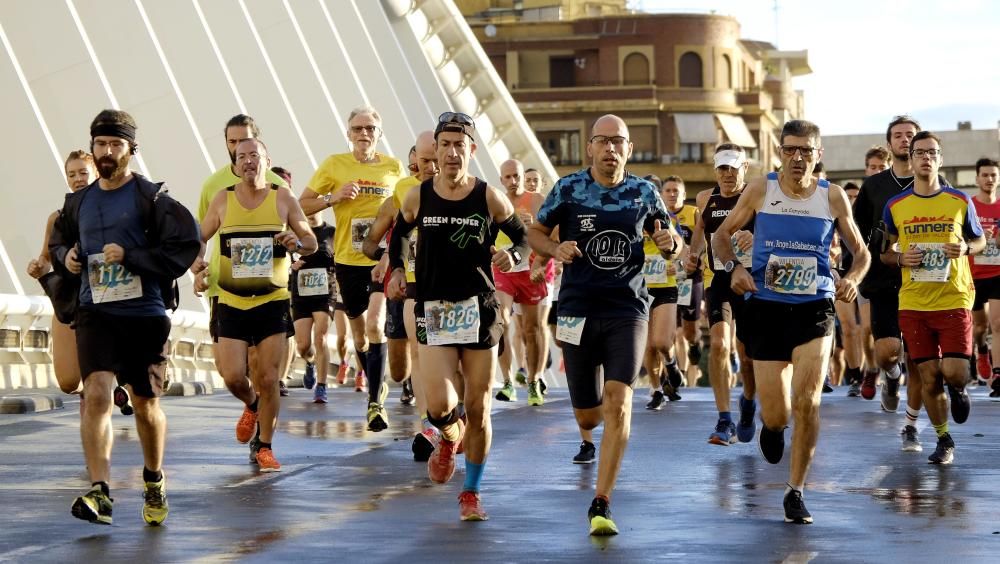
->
[424,297,480,345]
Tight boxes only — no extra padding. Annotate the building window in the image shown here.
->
[957,168,977,187]
[537,130,581,166]
[622,52,650,86]
[630,125,656,163]
[549,56,576,88]
[721,54,732,89]
[679,52,703,87]
[679,143,703,163]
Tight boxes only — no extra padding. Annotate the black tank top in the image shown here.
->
[702,185,755,272]
[415,178,494,302]
[290,222,335,299]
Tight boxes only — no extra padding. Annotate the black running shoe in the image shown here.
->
[662,381,682,402]
[573,440,596,464]
[927,433,955,465]
[400,379,416,406]
[645,391,665,411]
[847,381,861,397]
[278,379,289,397]
[588,497,618,536]
[249,427,262,464]
[991,377,1000,399]
[783,488,813,524]
[947,385,970,424]
[759,425,785,464]
[666,364,683,391]
[688,343,702,365]
[72,485,113,525]
[822,376,834,394]
[412,429,438,462]
[113,385,133,416]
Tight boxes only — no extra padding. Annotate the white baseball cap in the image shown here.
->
[714,149,746,169]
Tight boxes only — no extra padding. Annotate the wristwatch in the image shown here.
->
[723,260,737,273]
[323,193,333,207]
[509,249,523,264]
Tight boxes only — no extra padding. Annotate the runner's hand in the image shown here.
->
[684,251,699,273]
[387,268,407,301]
[337,182,360,202]
[194,268,209,295]
[190,258,208,275]
[900,245,923,267]
[491,245,515,272]
[291,259,305,271]
[554,241,583,264]
[65,247,82,275]
[943,241,966,259]
[530,266,545,284]
[518,211,534,226]
[103,243,124,264]
[371,254,389,283]
[651,220,675,253]
[27,257,51,279]
[729,265,757,294]
[734,230,753,252]
[275,230,300,252]
[835,276,858,303]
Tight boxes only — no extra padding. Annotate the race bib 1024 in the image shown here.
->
[424,297,480,345]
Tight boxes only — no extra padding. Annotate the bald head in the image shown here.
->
[500,159,524,194]
[587,114,632,185]
[591,114,629,139]
[414,130,438,181]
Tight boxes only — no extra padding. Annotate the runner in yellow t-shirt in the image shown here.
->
[299,106,405,432]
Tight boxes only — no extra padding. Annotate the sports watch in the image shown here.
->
[723,260,737,273]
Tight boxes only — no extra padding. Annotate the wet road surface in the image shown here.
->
[2,384,999,563]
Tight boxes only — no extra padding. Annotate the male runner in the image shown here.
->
[686,144,757,445]
[493,159,549,406]
[529,114,681,535]
[364,130,442,460]
[299,106,405,431]
[290,209,336,403]
[715,119,870,524]
[388,112,526,522]
[197,138,317,471]
[662,175,703,391]
[524,168,545,194]
[853,115,931,451]
[881,131,984,464]
[50,109,200,525]
[969,158,1000,394]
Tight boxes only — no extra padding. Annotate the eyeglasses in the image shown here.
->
[780,145,817,158]
[911,149,942,158]
[438,112,475,128]
[590,135,628,148]
[350,125,379,135]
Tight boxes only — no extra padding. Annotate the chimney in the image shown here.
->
[957,121,972,130]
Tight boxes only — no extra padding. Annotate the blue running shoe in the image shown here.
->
[736,396,756,443]
[313,383,328,404]
[708,418,737,446]
[730,353,740,376]
[303,362,316,390]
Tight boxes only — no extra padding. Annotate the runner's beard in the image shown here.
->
[97,154,129,180]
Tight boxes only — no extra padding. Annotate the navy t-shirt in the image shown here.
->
[537,169,669,320]
[79,179,165,316]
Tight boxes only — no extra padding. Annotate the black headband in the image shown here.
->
[90,122,136,144]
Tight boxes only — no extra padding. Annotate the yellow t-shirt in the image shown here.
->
[308,152,404,266]
[217,186,290,310]
[642,219,678,289]
[393,176,421,283]
[199,165,287,299]
[884,187,983,311]
[674,204,699,244]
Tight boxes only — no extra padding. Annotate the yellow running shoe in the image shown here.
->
[142,475,169,526]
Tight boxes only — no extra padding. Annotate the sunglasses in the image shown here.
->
[438,112,475,128]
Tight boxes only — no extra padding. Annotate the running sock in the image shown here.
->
[719,411,732,423]
[366,342,386,404]
[457,402,467,419]
[93,481,110,496]
[249,398,259,413]
[421,416,434,430]
[978,343,990,355]
[441,423,461,442]
[905,406,919,427]
[785,482,804,495]
[993,367,1000,378]
[463,460,485,493]
[142,467,163,483]
[885,363,902,380]
[845,366,861,385]
[933,421,949,438]
[259,441,272,450]
[357,349,369,378]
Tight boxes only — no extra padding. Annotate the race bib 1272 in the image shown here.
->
[230,237,274,279]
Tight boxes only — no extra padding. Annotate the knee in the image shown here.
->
[58,381,81,395]
[131,397,161,419]
[296,341,311,357]
[875,341,900,365]
[792,392,820,418]
[575,411,601,431]
[760,403,789,429]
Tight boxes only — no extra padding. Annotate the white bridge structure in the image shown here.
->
[0,0,556,390]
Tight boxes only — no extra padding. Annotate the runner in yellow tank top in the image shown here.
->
[297,106,405,432]
[196,138,317,472]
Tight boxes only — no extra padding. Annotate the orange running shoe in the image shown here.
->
[255,447,281,472]
[235,406,258,444]
[458,491,488,521]
[336,363,349,386]
[428,419,464,484]
[355,369,367,393]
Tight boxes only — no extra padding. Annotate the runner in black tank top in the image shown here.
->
[290,218,336,402]
[685,145,758,449]
[386,113,528,523]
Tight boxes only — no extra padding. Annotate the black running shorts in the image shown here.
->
[334,263,382,319]
[737,298,835,362]
[867,288,901,341]
[385,297,407,340]
[76,308,171,398]
[706,273,748,327]
[415,292,503,350]
[648,286,678,309]
[560,317,646,409]
[973,276,1000,311]
[215,300,294,345]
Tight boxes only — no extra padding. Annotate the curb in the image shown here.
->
[165,381,214,397]
[0,395,65,414]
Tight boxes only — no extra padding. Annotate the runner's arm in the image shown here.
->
[280,188,318,256]
[711,180,764,266]
[830,183,870,286]
[487,185,529,264]
[363,197,397,261]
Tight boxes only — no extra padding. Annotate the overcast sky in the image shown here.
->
[636,0,1000,135]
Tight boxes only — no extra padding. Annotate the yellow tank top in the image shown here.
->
[218,186,290,310]
[393,176,421,284]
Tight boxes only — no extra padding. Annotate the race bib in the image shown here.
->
[979,240,1000,266]
[713,237,753,271]
[297,268,329,297]
[674,259,687,283]
[230,237,273,279]
[910,243,950,282]
[351,217,375,251]
[88,254,142,303]
[764,255,818,295]
[643,255,669,285]
[424,297,480,345]
[556,316,586,346]
[677,279,693,306]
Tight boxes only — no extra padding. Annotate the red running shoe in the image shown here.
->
[861,370,877,400]
[428,420,464,484]
[235,406,258,444]
[458,491,488,521]
[977,352,992,383]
